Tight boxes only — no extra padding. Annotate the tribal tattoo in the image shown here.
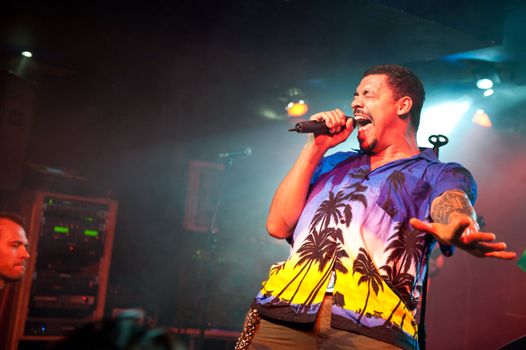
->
[431,190,475,224]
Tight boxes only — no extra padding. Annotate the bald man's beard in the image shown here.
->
[3,275,23,282]
[1,274,24,284]
[1,266,26,283]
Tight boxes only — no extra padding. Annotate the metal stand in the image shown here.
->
[418,134,449,350]
[196,157,234,350]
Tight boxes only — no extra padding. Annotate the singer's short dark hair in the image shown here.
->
[363,64,425,131]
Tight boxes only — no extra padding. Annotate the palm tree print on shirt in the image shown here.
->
[379,263,413,325]
[272,172,368,308]
[298,227,349,310]
[272,226,349,309]
[352,247,384,324]
[273,227,338,301]
[309,175,368,231]
[378,171,412,219]
[381,222,427,311]
[376,170,429,311]
[309,191,348,231]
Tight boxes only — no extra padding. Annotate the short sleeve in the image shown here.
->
[430,162,477,204]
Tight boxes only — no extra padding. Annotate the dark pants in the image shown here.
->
[249,295,401,350]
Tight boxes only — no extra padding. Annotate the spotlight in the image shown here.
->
[476,78,493,90]
[259,107,283,120]
[472,61,501,91]
[483,88,494,97]
[21,51,32,58]
[286,100,308,117]
[284,88,309,117]
[472,109,492,128]
[417,99,471,146]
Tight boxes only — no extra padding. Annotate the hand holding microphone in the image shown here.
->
[289,109,355,135]
[289,115,356,134]
[288,109,356,151]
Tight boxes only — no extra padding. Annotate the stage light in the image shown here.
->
[259,107,283,120]
[472,109,492,128]
[476,78,493,90]
[286,100,308,117]
[472,61,501,93]
[483,88,494,97]
[21,51,32,58]
[284,88,309,117]
[417,99,471,146]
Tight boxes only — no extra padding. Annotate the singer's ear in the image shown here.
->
[397,96,413,119]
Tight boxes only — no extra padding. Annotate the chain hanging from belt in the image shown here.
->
[234,308,261,350]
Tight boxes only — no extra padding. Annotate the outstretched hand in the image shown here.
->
[409,213,517,260]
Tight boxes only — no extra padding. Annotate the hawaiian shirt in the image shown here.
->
[253,148,477,350]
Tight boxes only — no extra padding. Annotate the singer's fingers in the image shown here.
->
[484,251,517,260]
[310,110,330,122]
[478,241,508,251]
[326,110,339,129]
[329,109,347,132]
[345,116,355,130]
[310,113,325,122]
[310,110,346,127]
[333,109,346,123]
[409,218,435,234]
[310,112,331,129]
[459,231,496,245]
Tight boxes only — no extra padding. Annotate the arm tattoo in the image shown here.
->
[431,190,475,224]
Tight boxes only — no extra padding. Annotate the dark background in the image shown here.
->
[1,1,526,349]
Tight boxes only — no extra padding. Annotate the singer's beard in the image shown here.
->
[359,139,377,154]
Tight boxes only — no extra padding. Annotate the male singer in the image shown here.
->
[236,64,515,350]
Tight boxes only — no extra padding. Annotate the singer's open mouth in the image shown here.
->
[355,116,372,127]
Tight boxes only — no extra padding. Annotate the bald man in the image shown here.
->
[0,213,30,290]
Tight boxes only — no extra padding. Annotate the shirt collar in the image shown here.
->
[352,147,439,164]
[415,147,439,162]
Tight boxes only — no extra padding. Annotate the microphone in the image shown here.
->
[288,116,356,134]
[218,147,252,158]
